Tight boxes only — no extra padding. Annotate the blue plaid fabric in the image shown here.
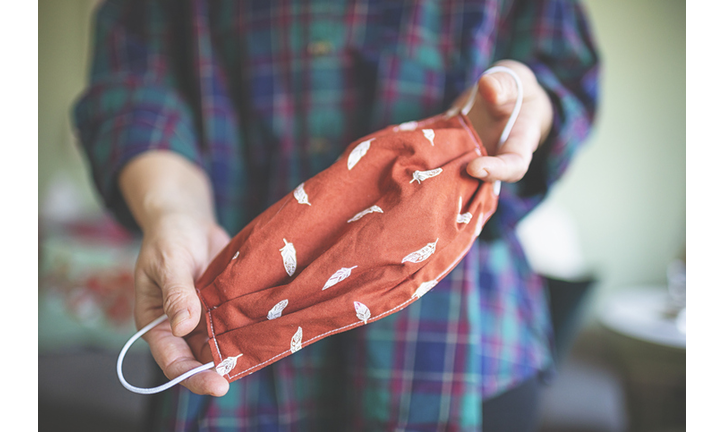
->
[74,0,599,430]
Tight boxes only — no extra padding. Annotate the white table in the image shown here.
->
[599,285,685,350]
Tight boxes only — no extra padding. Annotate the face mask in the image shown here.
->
[117,66,523,394]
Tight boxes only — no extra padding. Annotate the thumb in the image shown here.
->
[160,260,202,337]
[466,108,541,183]
[135,249,203,338]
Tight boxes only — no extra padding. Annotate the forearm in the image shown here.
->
[119,150,216,233]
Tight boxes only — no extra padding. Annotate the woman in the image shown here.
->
[75,0,599,430]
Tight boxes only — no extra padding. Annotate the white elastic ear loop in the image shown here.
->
[460,65,524,195]
[116,314,215,395]
[461,65,524,148]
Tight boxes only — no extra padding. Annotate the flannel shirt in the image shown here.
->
[74,0,599,430]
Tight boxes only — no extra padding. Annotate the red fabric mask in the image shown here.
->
[117,66,522,394]
[195,112,498,382]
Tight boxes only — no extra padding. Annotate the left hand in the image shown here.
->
[452,60,554,183]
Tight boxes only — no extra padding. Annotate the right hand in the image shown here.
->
[134,212,231,396]
[119,150,231,396]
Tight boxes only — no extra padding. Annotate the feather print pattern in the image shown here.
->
[401,239,439,264]
[347,205,384,223]
[397,121,418,131]
[422,129,435,146]
[215,353,243,376]
[412,280,438,299]
[354,301,371,324]
[457,212,473,224]
[410,168,443,184]
[322,266,358,290]
[279,238,297,277]
[293,182,312,205]
[267,299,289,320]
[347,138,373,170]
[290,327,303,353]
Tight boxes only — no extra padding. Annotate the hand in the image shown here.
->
[134,213,231,396]
[453,60,554,183]
[119,151,231,396]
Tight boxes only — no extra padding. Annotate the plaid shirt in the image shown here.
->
[74,0,599,430]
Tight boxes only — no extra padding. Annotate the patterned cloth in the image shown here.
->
[196,113,499,383]
[74,0,599,430]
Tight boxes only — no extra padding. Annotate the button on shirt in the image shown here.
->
[74,0,599,430]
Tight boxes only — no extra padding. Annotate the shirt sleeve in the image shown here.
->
[482,0,600,239]
[73,0,203,230]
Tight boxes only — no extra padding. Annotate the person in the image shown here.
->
[74,0,599,430]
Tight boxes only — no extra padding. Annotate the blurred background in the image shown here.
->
[38,1,685,431]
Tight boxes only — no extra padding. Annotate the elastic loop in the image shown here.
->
[116,314,215,395]
[460,66,523,197]
[460,66,524,151]
[480,66,524,149]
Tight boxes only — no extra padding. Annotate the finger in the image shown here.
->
[134,269,166,331]
[145,320,229,396]
[478,71,520,112]
[135,245,203,338]
[153,251,204,337]
[467,110,541,182]
[467,153,529,183]
[207,225,231,266]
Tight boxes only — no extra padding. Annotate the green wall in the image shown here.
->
[548,0,686,308]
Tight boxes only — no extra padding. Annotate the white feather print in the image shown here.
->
[409,167,443,184]
[401,239,439,264]
[279,238,297,277]
[322,266,358,290]
[347,138,373,170]
[215,353,243,376]
[347,205,384,223]
[397,121,418,131]
[354,301,371,324]
[422,129,435,146]
[290,327,303,353]
[293,183,312,206]
[412,280,438,299]
[457,212,473,224]
[267,299,289,320]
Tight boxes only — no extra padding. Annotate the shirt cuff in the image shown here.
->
[74,80,203,230]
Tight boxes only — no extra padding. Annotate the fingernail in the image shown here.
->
[477,168,489,179]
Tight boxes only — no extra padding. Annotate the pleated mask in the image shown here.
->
[117,66,523,394]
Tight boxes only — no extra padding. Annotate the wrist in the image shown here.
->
[119,150,217,233]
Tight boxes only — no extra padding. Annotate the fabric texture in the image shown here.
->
[196,113,498,382]
[74,0,600,430]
